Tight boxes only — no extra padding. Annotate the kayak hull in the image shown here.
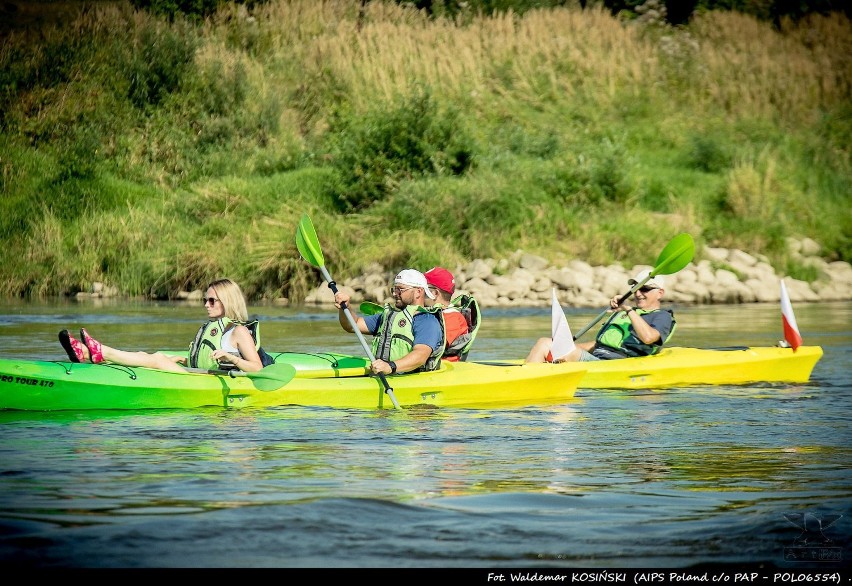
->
[587,345,823,389]
[478,345,824,389]
[0,345,821,411]
[0,358,585,411]
[260,346,824,389]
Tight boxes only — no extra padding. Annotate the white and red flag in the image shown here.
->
[780,279,803,352]
[549,288,576,362]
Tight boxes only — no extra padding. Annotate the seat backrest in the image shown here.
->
[444,294,481,361]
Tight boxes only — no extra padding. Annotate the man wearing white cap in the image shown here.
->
[334,269,445,375]
[525,269,676,363]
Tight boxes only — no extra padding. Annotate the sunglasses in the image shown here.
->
[203,297,220,306]
[637,286,659,294]
[391,286,414,295]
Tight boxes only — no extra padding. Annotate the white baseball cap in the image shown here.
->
[628,269,666,290]
[394,269,436,299]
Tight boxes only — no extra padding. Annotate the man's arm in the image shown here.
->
[373,344,432,375]
[628,311,662,344]
[370,313,441,375]
[636,311,673,345]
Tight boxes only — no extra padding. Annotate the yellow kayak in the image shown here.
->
[476,346,824,389]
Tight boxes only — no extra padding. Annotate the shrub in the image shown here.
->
[127,19,198,110]
[130,0,223,22]
[541,138,636,207]
[685,133,733,173]
[324,87,476,212]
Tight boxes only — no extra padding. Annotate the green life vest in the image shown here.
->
[443,294,481,361]
[595,308,676,358]
[371,304,446,372]
[188,318,273,369]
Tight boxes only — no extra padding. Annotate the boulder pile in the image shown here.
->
[304,237,852,308]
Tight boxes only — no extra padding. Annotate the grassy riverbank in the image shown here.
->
[1,0,850,300]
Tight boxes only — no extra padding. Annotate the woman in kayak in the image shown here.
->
[525,270,676,363]
[58,278,264,373]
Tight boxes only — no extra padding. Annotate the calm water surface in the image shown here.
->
[0,299,849,569]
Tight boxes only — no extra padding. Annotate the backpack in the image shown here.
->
[443,294,481,361]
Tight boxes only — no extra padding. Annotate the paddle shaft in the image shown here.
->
[319,265,401,410]
[572,275,652,341]
[185,367,272,379]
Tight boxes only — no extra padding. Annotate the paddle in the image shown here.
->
[184,363,297,392]
[295,214,402,409]
[572,233,695,341]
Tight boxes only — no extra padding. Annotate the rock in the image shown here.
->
[465,259,493,280]
[306,283,355,304]
[800,237,821,256]
[728,249,759,267]
[567,259,594,276]
[518,252,549,271]
[825,261,852,286]
[548,267,592,291]
[294,244,852,310]
[785,279,819,302]
[744,277,778,302]
[531,276,552,293]
[715,269,740,286]
[704,247,728,262]
[785,237,802,255]
[695,263,717,285]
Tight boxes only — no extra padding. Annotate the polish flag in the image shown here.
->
[780,279,803,352]
[548,288,576,362]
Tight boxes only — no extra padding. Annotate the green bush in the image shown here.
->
[127,19,198,110]
[324,87,476,212]
[539,139,635,207]
[685,133,733,173]
[130,0,222,21]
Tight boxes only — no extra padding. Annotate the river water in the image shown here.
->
[0,299,849,571]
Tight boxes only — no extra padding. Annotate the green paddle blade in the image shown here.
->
[360,301,384,315]
[296,214,324,268]
[229,362,297,392]
[293,213,401,409]
[652,233,695,276]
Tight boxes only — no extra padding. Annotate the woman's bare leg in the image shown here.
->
[100,346,186,372]
[77,338,185,372]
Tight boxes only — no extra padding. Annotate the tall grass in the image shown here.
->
[0,0,849,300]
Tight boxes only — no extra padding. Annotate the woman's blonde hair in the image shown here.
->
[207,278,248,322]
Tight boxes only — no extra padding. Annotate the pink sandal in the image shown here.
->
[80,328,104,364]
[58,330,86,363]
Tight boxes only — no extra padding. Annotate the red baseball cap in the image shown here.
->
[424,267,455,295]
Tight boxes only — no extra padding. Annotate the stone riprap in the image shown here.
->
[304,238,852,308]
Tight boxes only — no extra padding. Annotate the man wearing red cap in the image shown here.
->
[425,267,470,362]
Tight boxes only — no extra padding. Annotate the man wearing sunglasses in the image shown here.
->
[334,269,445,375]
[525,269,676,363]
